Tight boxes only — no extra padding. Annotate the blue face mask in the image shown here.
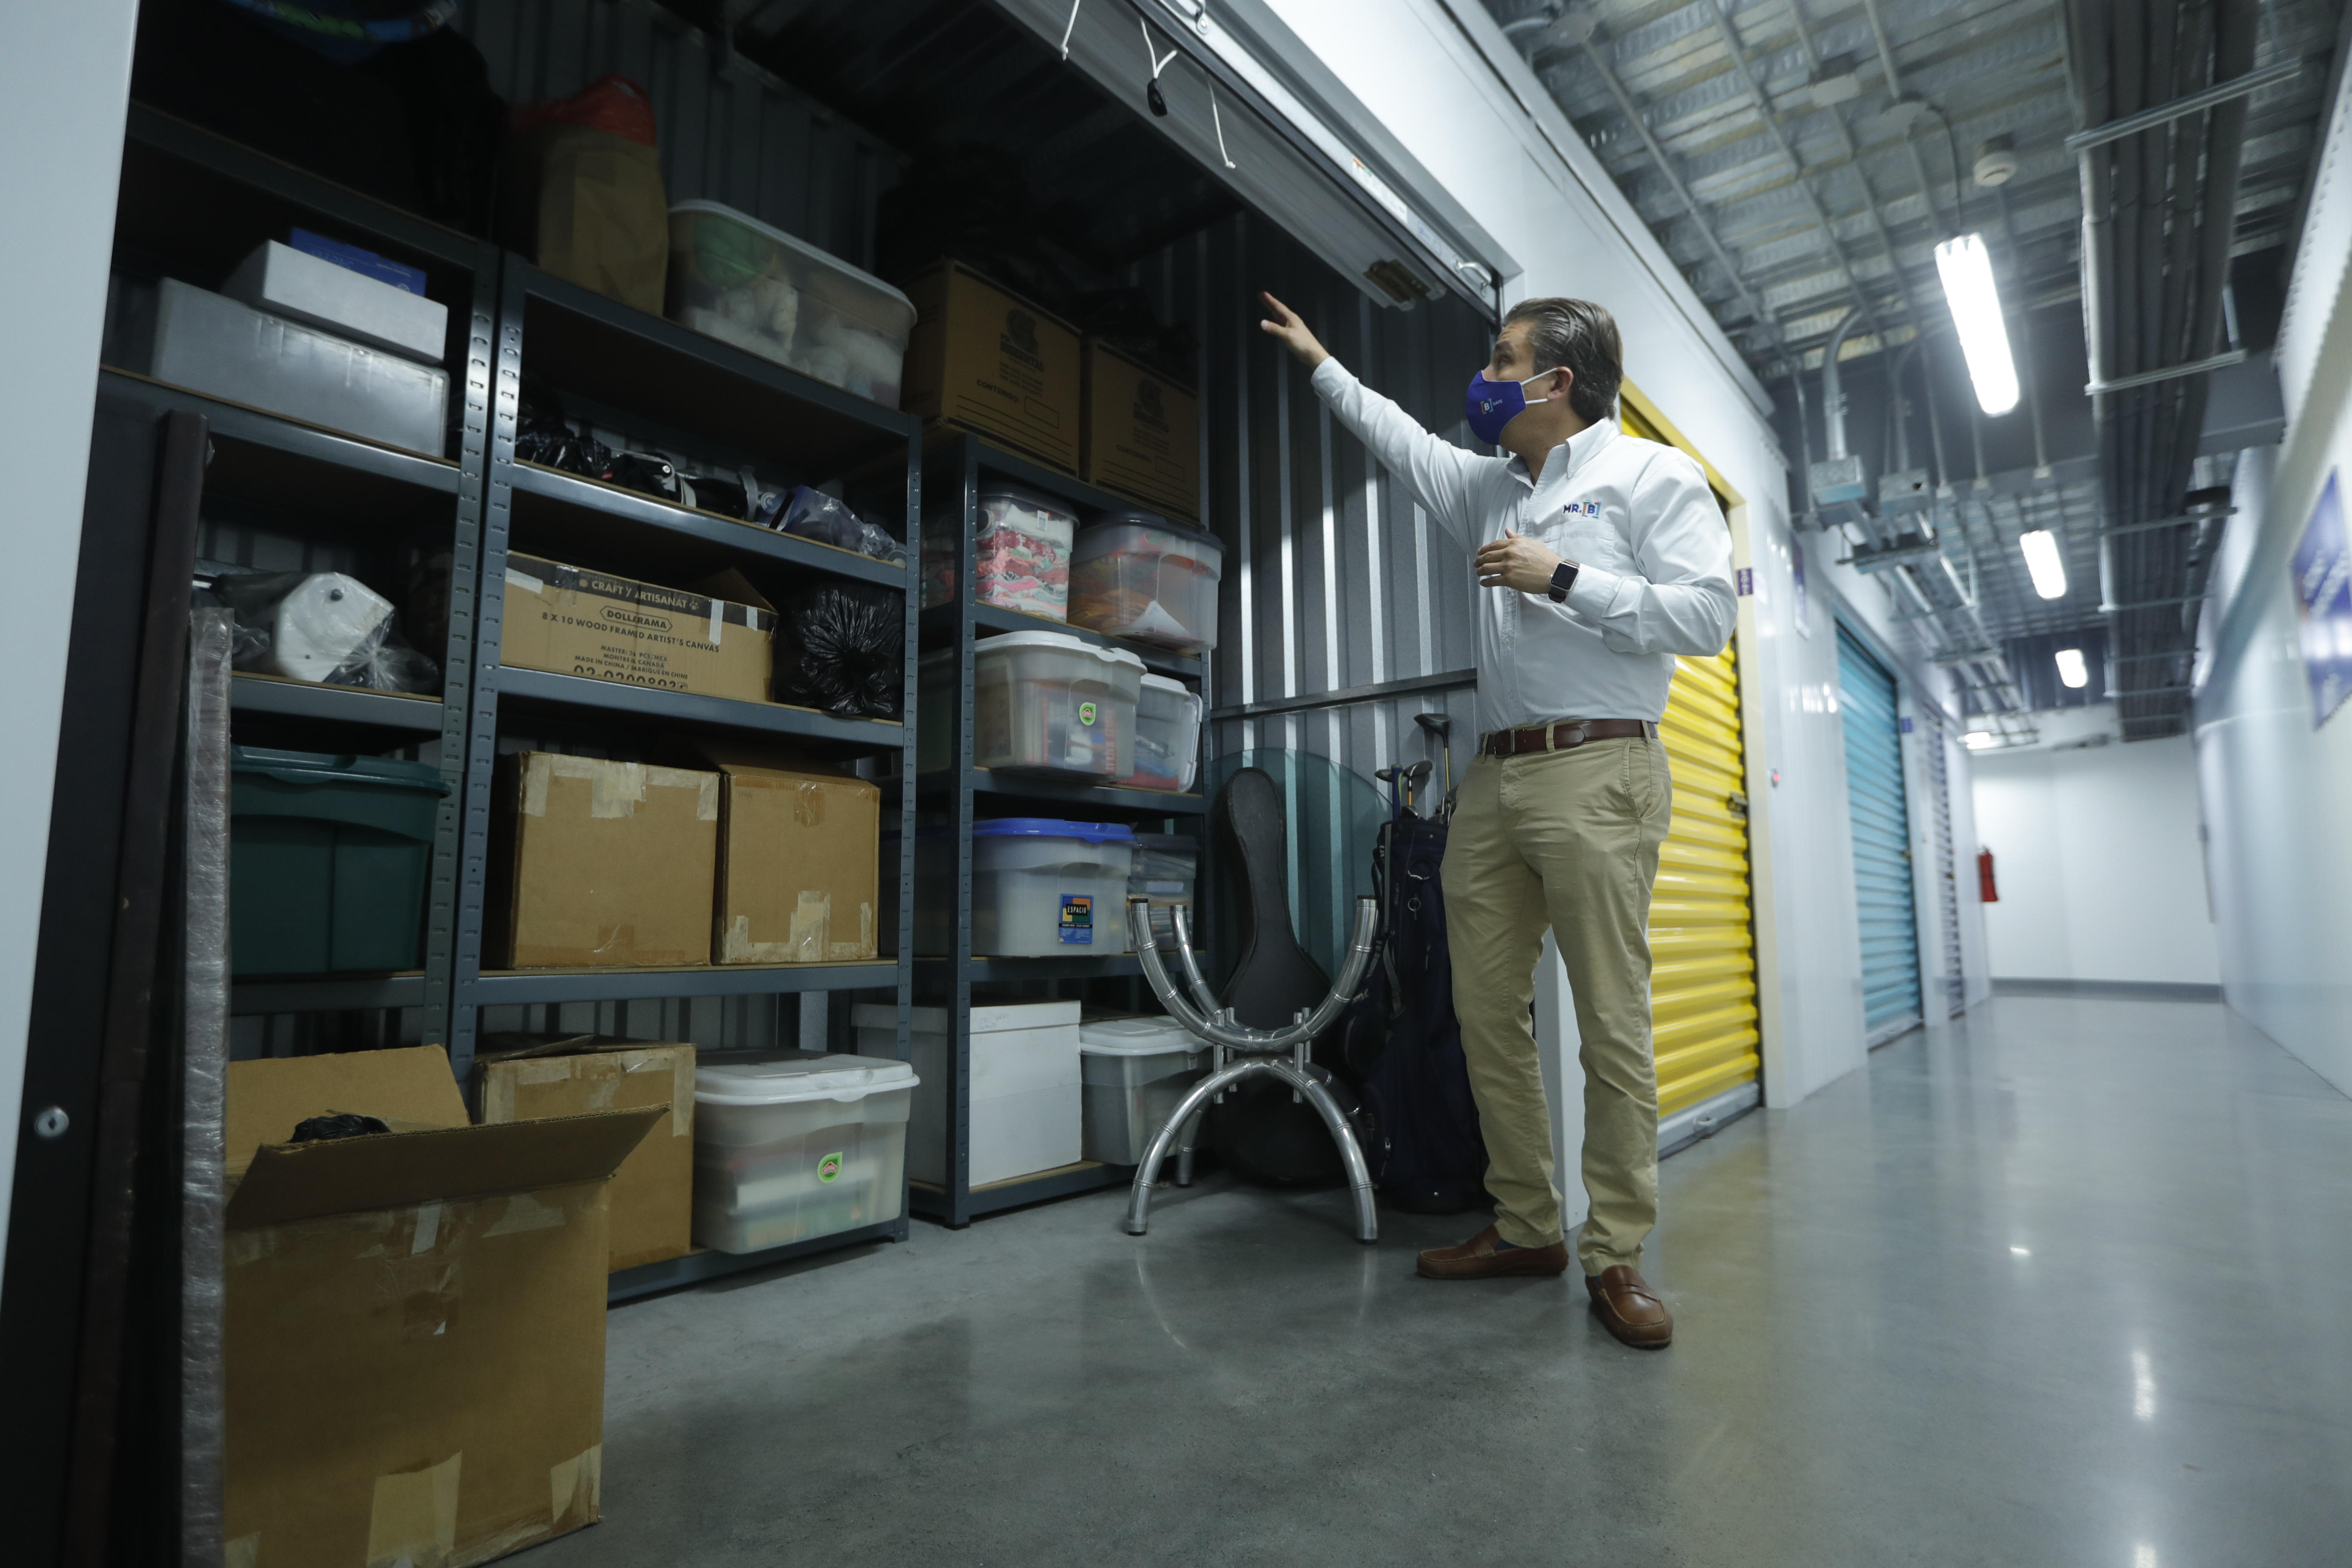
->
[1464,368,1560,444]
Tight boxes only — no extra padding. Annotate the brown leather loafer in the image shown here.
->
[1585,1265,1673,1348]
[1416,1224,1570,1280]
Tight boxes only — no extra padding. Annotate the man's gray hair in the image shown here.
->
[1504,297,1623,425]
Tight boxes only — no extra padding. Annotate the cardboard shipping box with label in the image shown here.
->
[490,753,720,968]
[501,553,777,704]
[901,260,1083,473]
[689,741,882,965]
[1081,340,1200,520]
[479,1036,695,1271]
[224,1045,659,1565]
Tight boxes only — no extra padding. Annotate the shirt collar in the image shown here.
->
[1506,417,1617,488]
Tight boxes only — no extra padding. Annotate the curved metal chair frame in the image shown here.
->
[1122,897,1381,1243]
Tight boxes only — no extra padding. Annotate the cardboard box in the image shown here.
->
[1081,340,1200,520]
[900,261,1082,473]
[492,752,720,968]
[224,1046,659,1566]
[500,552,777,704]
[691,742,882,964]
[479,1037,695,1272]
[499,125,669,315]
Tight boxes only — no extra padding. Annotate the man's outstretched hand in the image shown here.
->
[1259,292,1331,370]
[1475,528,1567,597]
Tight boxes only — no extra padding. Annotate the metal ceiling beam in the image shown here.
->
[2084,347,2250,396]
[2064,58,2305,150]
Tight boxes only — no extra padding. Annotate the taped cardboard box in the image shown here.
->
[490,752,719,968]
[900,260,1082,473]
[478,1035,695,1271]
[689,741,882,965]
[500,552,777,704]
[1081,340,1200,520]
[223,1045,659,1567]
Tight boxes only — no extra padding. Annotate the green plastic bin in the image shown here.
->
[229,747,450,977]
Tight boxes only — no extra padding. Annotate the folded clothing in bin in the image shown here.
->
[921,485,1079,619]
[228,747,449,977]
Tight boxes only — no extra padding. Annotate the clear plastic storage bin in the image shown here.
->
[971,819,1134,956]
[1068,510,1224,653]
[1131,674,1203,792]
[919,630,1146,780]
[692,1051,917,1253]
[666,200,916,405]
[859,1002,1082,1189]
[921,486,1080,621]
[1128,831,1199,949]
[1079,1017,1209,1165]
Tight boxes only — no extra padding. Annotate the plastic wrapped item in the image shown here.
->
[667,200,916,404]
[1131,674,1203,792]
[214,571,442,693]
[780,487,906,566]
[920,485,1079,619]
[774,582,904,720]
[1068,511,1224,652]
[290,1113,391,1142]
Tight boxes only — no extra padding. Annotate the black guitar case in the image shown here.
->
[1208,767,1361,1185]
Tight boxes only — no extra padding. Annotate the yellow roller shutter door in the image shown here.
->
[1651,648,1760,1113]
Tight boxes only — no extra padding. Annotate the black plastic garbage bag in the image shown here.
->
[773,583,903,719]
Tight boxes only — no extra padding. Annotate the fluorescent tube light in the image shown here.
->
[1935,233,2021,415]
[2055,646,2089,688]
[1963,731,1996,749]
[2019,528,2068,599]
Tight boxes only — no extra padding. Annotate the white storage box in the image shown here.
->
[1129,831,1199,949]
[666,200,916,405]
[692,1052,917,1253]
[858,1002,1082,1188]
[971,818,1134,956]
[152,279,448,457]
[1069,511,1224,653]
[1080,1016,1209,1166]
[1131,674,1203,793]
[921,486,1083,620]
[917,630,1146,780]
[225,239,448,364]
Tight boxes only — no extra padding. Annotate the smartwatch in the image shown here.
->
[1549,560,1580,603]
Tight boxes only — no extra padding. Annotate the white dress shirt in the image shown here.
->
[1311,357,1736,735]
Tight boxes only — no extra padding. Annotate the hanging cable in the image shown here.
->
[1210,84,1236,168]
[1060,0,1083,59]
[1140,16,1180,116]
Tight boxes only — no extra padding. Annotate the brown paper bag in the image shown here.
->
[501,125,668,314]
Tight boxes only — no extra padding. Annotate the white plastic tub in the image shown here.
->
[1069,511,1224,653]
[1128,831,1199,949]
[858,1002,1082,1188]
[980,630,1145,778]
[1131,674,1203,793]
[152,279,448,457]
[1079,1016,1209,1165]
[970,819,1134,956]
[921,486,1081,621]
[666,200,916,405]
[691,1051,917,1253]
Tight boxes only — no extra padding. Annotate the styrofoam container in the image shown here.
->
[692,1051,917,1253]
[1129,831,1198,949]
[666,200,916,405]
[1079,1016,1209,1165]
[971,819,1134,956]
[858,1002,1082,1188]
[153,279,448,457]
[1131,674,1202,793]
[226,239,449,364]
[1069,511,1224,653]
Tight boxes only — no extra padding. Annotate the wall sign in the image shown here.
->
[2291,469,2352,729]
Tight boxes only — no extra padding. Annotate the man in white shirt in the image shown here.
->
[1260,292,1735,1349]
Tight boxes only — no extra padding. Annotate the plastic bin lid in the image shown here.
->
[972,818,1136,842]
[1139,673,1195,696]
[974,629,1147,669]
[1080,1016,1207,1055]
[1073,514,1223,560]
[230,745,449,793]
[695,1050,917,1106]
[976,483,1081,520]
[668,199,915,317]
[1130,832,1198,853]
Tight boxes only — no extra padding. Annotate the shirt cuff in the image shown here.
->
[1562,561,1623,620]
[1309,357,1353,398]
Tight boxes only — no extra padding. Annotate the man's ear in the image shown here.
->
[1544,367,1574,404]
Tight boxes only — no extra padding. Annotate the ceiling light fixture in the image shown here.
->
[1935,233,2021,415]
[2055,647,2089,688]
[2019,528,2068,600]
[1963,731,1996,749]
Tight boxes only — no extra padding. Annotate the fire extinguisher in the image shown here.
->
[1977,848,1998,903]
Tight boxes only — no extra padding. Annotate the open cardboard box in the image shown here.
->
[224,1046,660,1566]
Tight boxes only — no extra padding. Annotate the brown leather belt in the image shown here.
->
[1479,719,1657,757]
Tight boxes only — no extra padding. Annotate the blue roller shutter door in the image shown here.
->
[1837,626,1922,1042]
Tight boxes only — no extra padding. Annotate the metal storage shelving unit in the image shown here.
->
[908,433,1210,1227]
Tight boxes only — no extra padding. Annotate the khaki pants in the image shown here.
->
[1439,735,1672,1273]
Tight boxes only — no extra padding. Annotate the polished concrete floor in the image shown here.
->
[534,997,2352,1566]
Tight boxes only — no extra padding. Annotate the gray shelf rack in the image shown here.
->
[910,433,1212,1227]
